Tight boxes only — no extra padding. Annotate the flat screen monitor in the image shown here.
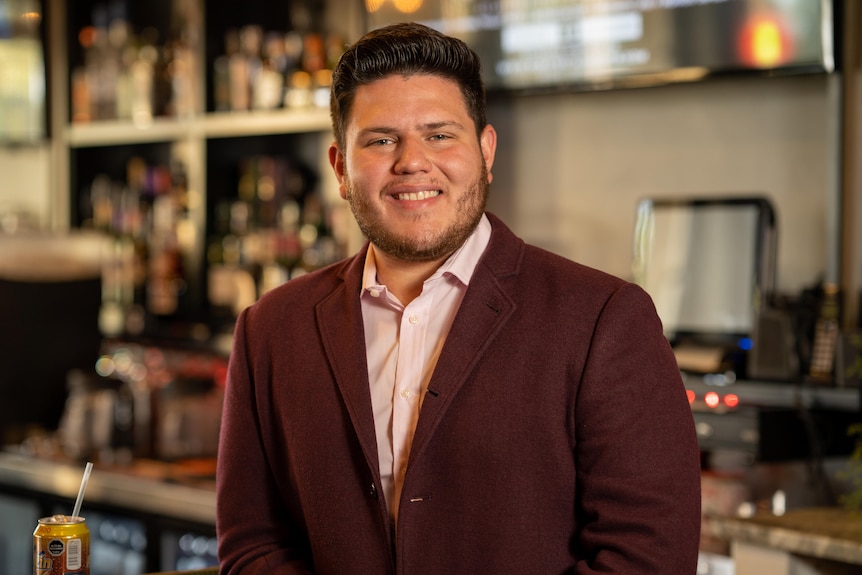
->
[365,0,835,94]
[631,197,776,348]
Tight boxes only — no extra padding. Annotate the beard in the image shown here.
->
[343,165,490,263]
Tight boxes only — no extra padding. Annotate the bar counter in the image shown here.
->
[0,450,216,525]
[710,507,862,574]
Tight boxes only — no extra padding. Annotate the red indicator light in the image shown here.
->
[686,389,696,404]
[704,391,721,409]
[724,394,740,408]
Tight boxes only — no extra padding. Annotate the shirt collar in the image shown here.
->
[361,213,492,293]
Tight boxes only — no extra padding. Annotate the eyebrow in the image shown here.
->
[423,120,466,131]
[357,120,467,138]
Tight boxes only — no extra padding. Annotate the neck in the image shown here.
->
[371,246,449,305]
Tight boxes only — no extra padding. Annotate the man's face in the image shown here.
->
[329,74,497,263]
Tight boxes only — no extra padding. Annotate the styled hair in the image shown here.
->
[330,22,487,151]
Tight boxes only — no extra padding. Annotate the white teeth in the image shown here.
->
[395,190,441,201]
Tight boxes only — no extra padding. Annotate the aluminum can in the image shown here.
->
[33,515,90,575]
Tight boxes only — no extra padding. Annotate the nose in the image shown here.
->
[393,137,432,174]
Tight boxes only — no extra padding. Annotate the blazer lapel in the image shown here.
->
[316,249,382,474]
[409,216,521,463]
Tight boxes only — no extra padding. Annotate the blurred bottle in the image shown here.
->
[212,20,345,113]
[85,155,199,335]
[147,160,191,317]
[70,0,200,123]
[129,34,157,127]
[809,283,840,381]
[253,34,285,110]
[226,28,249,111]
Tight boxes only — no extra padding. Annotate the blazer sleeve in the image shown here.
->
[573,282,702,574]
[216,307,315,574]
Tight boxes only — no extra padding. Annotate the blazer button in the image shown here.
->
[369,482,378,498]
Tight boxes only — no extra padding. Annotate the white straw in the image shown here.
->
[71,462,94,519]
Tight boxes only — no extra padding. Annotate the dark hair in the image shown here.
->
[330,22,487,150]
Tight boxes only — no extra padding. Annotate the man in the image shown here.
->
[217,22,701,574]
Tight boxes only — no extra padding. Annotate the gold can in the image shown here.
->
[33,515,90,575]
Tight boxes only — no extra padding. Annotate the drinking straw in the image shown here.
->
[71,462,94,519]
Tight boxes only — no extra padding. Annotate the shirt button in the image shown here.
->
[400,388,412,399]
[369,288,382,298]
[408,314,419,324]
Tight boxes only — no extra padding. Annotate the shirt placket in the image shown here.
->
[391,295,431,513]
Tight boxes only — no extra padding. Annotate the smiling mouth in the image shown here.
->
[394,190,441,201]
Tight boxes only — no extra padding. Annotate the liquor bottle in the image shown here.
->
[809,284,841,381]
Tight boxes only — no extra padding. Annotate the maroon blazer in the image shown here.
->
[216,213,701,574]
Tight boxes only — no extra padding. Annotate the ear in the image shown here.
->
[328,142,348,199]
[480,124,497,184]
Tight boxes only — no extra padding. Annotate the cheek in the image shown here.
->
[350,159,396,196]
[439,153,481,182]
[348,153,385,180]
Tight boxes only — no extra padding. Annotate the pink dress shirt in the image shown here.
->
[360,214,492,524]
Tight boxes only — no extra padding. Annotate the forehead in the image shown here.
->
[347,74,471,127]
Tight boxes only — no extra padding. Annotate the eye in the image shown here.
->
[428,133,450,142]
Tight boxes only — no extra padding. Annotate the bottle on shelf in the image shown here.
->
[809,283,841,382]
[70,0,201,124]
[65,1,354,341]
[206,152,343,317]
[213,19,344,114]
[128,32,157,126]
[82,155,198,337]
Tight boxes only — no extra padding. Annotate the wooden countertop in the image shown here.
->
[0,451,216,525]
[710,507,862,565]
